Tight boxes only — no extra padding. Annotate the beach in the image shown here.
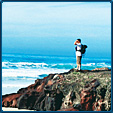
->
[2,107,35,111]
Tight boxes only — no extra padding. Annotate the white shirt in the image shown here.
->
[76,43,82,56]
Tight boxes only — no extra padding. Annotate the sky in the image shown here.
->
[2,2,111,58]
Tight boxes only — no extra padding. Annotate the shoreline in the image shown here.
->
[2,107,35,111]
[2,67,111,111]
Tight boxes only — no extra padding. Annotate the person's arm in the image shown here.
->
[74,40,78,45]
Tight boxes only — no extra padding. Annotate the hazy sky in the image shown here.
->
[2,2,111,58]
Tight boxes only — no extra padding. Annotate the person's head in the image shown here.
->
[77,39,81,43]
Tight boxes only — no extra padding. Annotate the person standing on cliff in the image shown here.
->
[74,39,82,71]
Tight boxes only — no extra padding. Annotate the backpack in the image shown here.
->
[75,44,88,54]
[81,44,88,54]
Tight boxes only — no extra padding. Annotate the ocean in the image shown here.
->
[2,53,111,95]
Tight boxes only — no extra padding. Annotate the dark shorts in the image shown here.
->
[76,56,82,64]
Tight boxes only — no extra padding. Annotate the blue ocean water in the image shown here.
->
[2,53,111,95]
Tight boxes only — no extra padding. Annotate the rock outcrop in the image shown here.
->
[2,67,111,111]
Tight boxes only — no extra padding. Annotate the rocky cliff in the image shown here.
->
[2,67,111,111]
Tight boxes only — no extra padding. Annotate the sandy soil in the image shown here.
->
[2,107,35,111]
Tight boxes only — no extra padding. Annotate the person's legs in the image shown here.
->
[77,56,82,70]
[76,56,79,70]
[76,64,79,70]
[78,64,81,70]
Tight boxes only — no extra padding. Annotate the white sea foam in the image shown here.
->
[2,62,10,67]
[2,62,48,66]
[82,62,111,68]
[2,61,111,69]
[2,68,69,77]
[2,84,30,88]
[2,83,33,95]
[2,67,69,95]
[82,63,95,66]
[96,62,111,67]
[51,63,74,66]
[2,61,111,78]
[2,62,49,69]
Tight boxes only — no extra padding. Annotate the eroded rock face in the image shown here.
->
[57,107,79,111]
[2,93,22,107]
[36,82,45,92]
[92,99,105,111]
[9,74,64,111]
[2,68,111,111]
[61,91,76,109]
[91,67,109,71]
[80,79,99,111]
[17,91,39,110]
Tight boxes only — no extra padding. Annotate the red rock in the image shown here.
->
[36,82,45,92]
[12,99,17,107]
[80,79,99,111]
[46,80,53,86]
[2,94,22,107]
[61,91,76,109]
[27,83,36,90]
[81,70,90,72]
[3,101,9,107]
[43,76,48,79]
[57,107,79,111]
[92,99,105,111]
[91,67,109,71]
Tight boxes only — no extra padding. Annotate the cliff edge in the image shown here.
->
[2,67,111,111]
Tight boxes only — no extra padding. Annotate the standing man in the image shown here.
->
[74,39,82,71]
